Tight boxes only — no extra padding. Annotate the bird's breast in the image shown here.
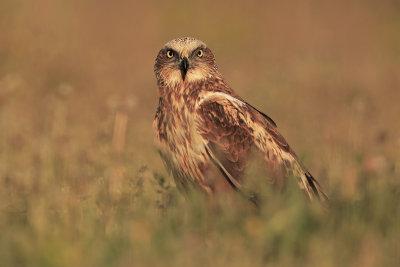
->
[153,102,208,185]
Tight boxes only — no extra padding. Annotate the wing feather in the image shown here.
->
[196,92,328,202]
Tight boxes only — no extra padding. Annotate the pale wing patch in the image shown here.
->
[197,91,245,109]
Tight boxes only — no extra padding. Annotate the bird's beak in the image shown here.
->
[180,57,189,81]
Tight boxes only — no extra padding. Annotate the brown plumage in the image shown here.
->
[153,37,328,204]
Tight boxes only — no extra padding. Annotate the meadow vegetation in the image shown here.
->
[0,1,399,266]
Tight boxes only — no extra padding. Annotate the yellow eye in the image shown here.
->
[197,49,203,57]
[166,50,174,58]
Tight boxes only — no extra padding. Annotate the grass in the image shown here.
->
[0,156,399,266]
[1,1,400,266]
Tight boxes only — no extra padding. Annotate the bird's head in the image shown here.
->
[154,37,217,87]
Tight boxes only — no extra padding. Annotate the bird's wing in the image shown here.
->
[195,91,328,202]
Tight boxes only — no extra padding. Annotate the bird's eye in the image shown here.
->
[166,50,174,58]
[197,49,203,57]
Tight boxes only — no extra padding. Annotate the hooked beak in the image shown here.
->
[180,57,189,81]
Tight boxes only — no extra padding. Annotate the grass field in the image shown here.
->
[1,1,400,266]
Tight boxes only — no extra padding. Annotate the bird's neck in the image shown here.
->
[157,72,231,99]
[157,82,199,112]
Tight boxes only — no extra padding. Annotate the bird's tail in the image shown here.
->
[302,170,329,202]
[292,162,329,202]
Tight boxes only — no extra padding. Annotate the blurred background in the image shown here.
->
[1,0,399,266]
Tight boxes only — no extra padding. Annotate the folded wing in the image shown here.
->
[196,92,328,202]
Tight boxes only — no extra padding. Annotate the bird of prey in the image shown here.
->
[153,37,328,204]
